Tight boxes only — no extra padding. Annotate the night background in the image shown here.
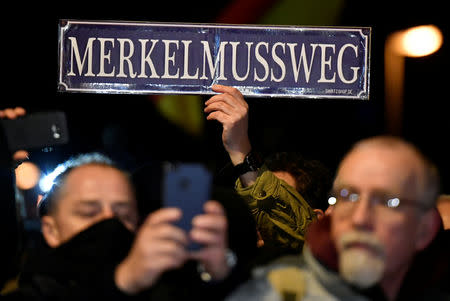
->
[2,0,449,193]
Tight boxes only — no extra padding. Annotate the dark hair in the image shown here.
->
[38,152,120,217]
[264,152,333,211]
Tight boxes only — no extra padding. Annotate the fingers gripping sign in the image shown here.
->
[204,85,251,165]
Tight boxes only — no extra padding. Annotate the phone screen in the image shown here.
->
[162,163,212,250]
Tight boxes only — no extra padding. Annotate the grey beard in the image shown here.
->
[339,247,385,289]
[337,231,386,289]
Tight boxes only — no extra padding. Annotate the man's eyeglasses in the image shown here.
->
[328,187,430,211]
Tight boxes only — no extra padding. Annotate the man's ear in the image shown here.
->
[313,209,325,220]
[415,208,441,251]
[41,216,61,248]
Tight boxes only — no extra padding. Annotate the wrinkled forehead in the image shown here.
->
[335,144,425,198]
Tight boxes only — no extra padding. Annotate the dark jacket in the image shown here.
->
[3,219,134,301]
[3,215,255,301]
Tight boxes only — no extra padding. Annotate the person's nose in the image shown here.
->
[351,196,373,230]
[101,206,116,219]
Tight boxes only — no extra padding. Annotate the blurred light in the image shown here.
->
[398,25,443,57]
[328,196,337,205]
[15,162,41,190]
[39,164,66,192]
[340,188,349,198]
[387,198,400,208]
[349,193,359,202]
[39,175,54,193]
[36,194,44,207]
[384,24,443,135]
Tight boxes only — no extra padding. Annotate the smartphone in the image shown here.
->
[0,111,69,152]
[162,162,212,250]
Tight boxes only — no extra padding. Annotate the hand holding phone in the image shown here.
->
[162,163,212,250]
[1,111,69,152]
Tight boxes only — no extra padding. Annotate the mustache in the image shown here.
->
[337,231,385,258]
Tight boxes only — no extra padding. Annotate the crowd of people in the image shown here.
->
[1,85,449,300]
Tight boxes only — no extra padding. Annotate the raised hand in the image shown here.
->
[204,85,251,165]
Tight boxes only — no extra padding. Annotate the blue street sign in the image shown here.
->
[58,20,370,99]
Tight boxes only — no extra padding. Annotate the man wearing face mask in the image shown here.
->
[3,152,250,301]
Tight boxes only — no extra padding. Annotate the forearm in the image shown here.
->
[226,141,258,187]
[238,171,258,187]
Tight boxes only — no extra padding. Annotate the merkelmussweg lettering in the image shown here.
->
[67,37,360,85]
[58,21,370,98]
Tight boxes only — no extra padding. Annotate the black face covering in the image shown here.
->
[20,218,135,286]
[59,218,133,262]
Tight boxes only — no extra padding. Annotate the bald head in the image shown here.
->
[338,136,440,209]
[39,153,138,248]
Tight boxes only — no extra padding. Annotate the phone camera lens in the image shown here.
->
[51,124,61,139]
